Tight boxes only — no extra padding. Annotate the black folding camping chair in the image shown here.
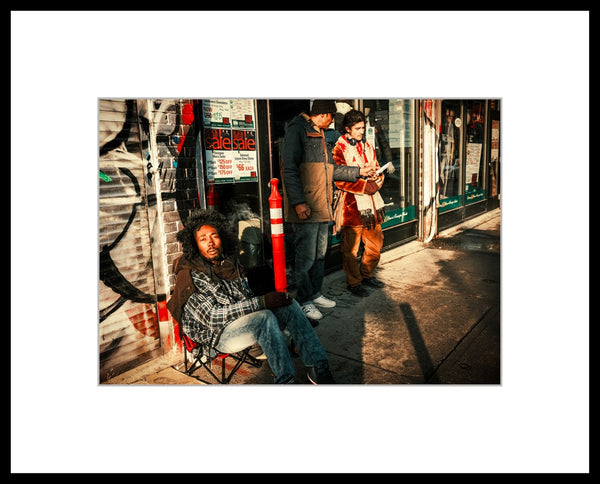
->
[178,324,263,384]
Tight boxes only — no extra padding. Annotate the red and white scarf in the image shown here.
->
[341,136,385,220]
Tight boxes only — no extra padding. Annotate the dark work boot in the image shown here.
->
[362,277,385,288]
[348,284,369,297]
[306,364,335,384]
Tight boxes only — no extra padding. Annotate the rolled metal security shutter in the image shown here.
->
[99,99,161,382]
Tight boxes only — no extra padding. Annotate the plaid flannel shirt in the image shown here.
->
[181,268,263,349]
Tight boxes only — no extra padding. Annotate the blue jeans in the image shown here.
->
[215,300,330,383]
[290,222,330,305]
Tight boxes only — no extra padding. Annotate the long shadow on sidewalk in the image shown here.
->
[399,302,441,383]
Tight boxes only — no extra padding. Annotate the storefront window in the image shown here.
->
[268,99,416,248]
[489,100,500,198]
[465,100,487,204]
[362,99,416,227]
[439,100,463,212]
[200,99,263,268]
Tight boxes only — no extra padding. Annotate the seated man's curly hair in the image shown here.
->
[177,209,240,260]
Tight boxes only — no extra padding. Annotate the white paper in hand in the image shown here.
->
[375,162,391,175]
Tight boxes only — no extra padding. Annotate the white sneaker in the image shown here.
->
[302,302,323,320]
[313,295,336,308]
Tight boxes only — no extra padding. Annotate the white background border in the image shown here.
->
[11,10,589,473]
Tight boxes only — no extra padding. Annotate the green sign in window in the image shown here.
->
[438,195,461,213]
[466,187,486,204]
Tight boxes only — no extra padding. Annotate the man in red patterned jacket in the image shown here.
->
[331,109,387,298]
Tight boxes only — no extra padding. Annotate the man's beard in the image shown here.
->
[202,252,225,264]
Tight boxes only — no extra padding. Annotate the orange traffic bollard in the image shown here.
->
[268,179,287,292]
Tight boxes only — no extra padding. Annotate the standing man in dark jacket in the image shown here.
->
[280,100,375,321]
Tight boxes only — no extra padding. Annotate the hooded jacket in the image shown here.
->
[280,113,362,223]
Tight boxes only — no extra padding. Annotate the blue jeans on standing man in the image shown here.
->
[290,222,330,305]
[216,299,330,383]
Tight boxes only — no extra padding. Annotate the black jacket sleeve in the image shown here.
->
[333,164,361,182]
[281,123,307,207]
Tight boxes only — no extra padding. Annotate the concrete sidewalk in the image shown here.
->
[106,208,500,385]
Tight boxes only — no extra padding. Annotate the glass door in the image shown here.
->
[488,100,501,204]
[438,100,463,213]
[362,99,417,227]
[464,99,487,205]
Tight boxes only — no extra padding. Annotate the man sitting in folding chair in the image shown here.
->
[166,209,335,384]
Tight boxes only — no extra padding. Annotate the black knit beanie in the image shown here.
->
[310,99,337,115]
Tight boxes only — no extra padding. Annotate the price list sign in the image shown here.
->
[203,99,258,184]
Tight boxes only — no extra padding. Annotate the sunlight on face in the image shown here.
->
[195,224,222,261]
[347,121,365,141]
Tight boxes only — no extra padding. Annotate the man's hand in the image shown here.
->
[359,166,376,178]
[295,203,311,220]
[262,291,293,309]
